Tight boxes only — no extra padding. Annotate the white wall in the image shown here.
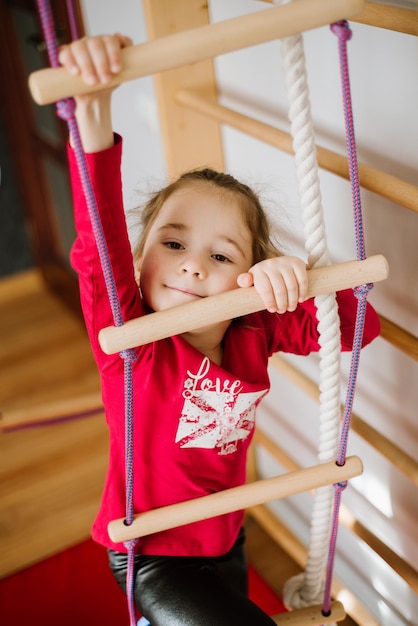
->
[80,2,418,624]
[80,0,166,207]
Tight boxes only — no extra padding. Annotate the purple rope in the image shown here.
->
[124,539,139,625]
[122,347,139,624]
[35,0,124,328]
[321,21,374,615]
[35,3,138,624]
[121,349,137,526]
[66,0,79,41]
[321,481,346,617]
[2,406,103,434]
[337,285,372,465]
[36,0,60,69]
[331,21,366,261]
[65,114,126,328]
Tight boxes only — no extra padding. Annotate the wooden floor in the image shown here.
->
[0,270,105,577]
[0,269,355,624]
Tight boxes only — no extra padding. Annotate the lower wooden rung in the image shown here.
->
[272,600,345,625]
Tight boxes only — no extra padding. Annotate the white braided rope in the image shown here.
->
[278,24,342,618]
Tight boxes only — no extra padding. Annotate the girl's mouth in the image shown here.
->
[167,286,204,299]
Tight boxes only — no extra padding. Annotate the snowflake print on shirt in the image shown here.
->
[176,357,267,455]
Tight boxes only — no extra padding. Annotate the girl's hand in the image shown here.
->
[58,33,132,88]
[59,34,132,152]
[237,256,308,314]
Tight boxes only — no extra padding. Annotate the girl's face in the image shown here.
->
[137,184,254,312]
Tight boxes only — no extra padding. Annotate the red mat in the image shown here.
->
[0,539,286,625]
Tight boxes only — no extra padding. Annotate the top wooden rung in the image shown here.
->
[28,0,364,105]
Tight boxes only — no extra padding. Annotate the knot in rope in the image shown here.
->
[335,479,348,493]
[330,20,352,42]
[354,282,373,299]
[56,97,76,122]
[120,348,138,364]
[123,538,138,551]
[283,572,326,610]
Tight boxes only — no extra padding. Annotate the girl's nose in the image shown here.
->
[180,253,207,279]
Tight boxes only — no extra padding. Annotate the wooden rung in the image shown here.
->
[272,600,346,624]
[107,455,363,543]
[28,0,364,105]
[98,255,388,355]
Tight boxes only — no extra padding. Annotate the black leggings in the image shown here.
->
[108,528,276,626]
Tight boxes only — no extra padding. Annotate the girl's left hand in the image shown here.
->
[237,256,308,314]
[58,33,133,88]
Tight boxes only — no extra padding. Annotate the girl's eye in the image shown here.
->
[213,253,231,263]
[164,241,183,250]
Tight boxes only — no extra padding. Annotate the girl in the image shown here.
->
[60,34,380,626]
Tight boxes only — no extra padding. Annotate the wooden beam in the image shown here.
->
[248,504,381,626]
[176,89,418,214]
[269,355,418,485]
[253,427,418,590]
[351,1,417,35]
[261,0,417,35]
[1,392,103,433]
[142,0,223,177]
[379,315,418,361]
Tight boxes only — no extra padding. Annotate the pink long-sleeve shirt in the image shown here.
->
[68,136,380,556]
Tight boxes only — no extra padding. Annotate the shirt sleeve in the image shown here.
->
[263,288,381,356]
[68,134,144,369]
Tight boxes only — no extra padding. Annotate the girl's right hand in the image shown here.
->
[58,33,132,88]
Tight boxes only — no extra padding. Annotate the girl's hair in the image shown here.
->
[131,168,281,264]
